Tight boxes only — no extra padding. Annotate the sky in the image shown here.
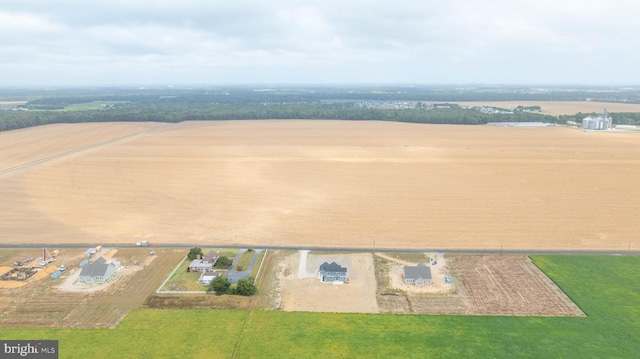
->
[2,0,640,87]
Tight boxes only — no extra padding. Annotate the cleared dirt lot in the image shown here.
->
[276,252,378,313]
[1,120,639,251]
[445,255,583,316]
[0,248,185,328]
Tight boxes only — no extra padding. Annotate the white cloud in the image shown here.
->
[1,0,640,85]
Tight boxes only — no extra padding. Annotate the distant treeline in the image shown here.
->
[2,86,640,132]
[0,102,559,132]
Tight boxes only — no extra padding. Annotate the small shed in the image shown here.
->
[403,262,432,286]
[198,271,217,285]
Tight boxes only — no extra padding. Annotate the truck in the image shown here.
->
[90,245,102,255]
[136,240,150,247]
[50,271,62,279]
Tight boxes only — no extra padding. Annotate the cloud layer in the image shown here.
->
[2,0,639,86]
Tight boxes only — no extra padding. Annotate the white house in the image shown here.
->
[78,257,117,284]
[403,262,432,286]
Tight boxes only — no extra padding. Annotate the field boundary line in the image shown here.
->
[0,123,172,176]
[156,254,188,293]
[252,249,267,284]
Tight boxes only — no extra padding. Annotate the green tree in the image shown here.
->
[207,276,231,295]
[187,247,203,260]
[235,278,257,296]
[215,256,232,269]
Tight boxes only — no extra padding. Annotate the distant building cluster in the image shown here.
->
[582,109,612,130]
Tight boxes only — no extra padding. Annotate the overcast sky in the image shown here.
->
[2,0,639,87]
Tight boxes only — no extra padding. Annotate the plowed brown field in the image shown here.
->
[1,120,639,251]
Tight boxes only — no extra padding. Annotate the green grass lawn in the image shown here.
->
[382,252,430,263]
[159,259,206,291]
[234,251,254,271]
[249,251,266,279]
[1,255,638,358]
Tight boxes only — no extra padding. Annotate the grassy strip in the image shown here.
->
[234,251,254,271]
[249,251,266,279]
[1,256,638,358]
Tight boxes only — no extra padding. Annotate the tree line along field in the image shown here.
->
[1,120,640,251]
[0,255,638,358]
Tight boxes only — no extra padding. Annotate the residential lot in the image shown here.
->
[276,252,378,313]
[0,248,185,328]
[267,251,582,316]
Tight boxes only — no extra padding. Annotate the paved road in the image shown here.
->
[1,244,638,256]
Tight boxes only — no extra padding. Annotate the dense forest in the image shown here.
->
[2,85,640,132]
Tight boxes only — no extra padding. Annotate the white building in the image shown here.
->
[582,109,612,130]
[78,257,117,284]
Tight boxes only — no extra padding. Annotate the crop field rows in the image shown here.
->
[448,255,584,316]
[373,253,583,315]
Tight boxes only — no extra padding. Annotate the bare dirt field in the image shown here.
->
[374,254,583,316]
[446,255,584,316]
[452,100,640,116]
[0,248,185,328]
[1,120,640,251]
[274,251,378,313]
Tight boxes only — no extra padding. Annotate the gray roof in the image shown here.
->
[189,259,213,269]
[79,257,113,278]
[319,261,347,273]
[202,251,219,263]
[403,262,432,280]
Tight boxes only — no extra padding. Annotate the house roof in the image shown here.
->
[202,251,219,263]
[189,259,213,269]
[79,257,114,278]
[319,261,347,273]
[403,262,432,280]
[199,271,217,279]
